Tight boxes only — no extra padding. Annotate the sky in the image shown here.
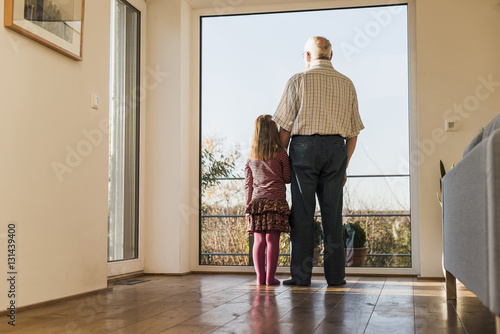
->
[201,5,410,211]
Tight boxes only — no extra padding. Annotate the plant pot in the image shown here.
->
[344,247,369,267]
[313,246,321,266]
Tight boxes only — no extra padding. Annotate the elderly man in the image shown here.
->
[273,36,364,286]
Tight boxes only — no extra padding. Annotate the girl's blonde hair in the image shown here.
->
[249,115,284,160]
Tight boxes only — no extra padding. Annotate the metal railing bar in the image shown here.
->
[211,174,410,181]
[346,174,410,178]
[201,253,411,257]
[201,215,245,218]
[367,254,411,257]
[341,213,411,217]
[201,213,411,218]
[201,253,290,256]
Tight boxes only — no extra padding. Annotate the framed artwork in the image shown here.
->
[4,0,85,60]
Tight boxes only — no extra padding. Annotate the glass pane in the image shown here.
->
[308,215,411,268]
[201,6,409,176]
[201,178,292,266]
[201,216,249,266]
[108,0,140,262]
[348,97,409,175]
[202,179,245,216]
[200,5,410,268]
[343,176,410,212]
[342,216,411,268]
[201,216,292,266]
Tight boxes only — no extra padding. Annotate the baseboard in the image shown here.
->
[345,273,418,278]
[0,285,113,316]
[146,272,192,276]
[190,271,417,278]
[107,270,145,283]
[417,276,445,281]
[191,271,255,275]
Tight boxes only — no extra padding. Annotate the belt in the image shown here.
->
[292,134,344,139]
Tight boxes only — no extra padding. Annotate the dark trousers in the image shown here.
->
[289,135,347,284]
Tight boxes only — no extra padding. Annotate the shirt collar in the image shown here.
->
[309,59,333,69]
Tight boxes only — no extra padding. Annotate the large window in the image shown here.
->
[108,0,140,262]
[200,5,410,268]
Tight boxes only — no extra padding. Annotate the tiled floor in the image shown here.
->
[0,274,497,333]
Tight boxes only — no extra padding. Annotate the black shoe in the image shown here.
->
[283,278,310,286]
[283,279,296,285]
[327,280,346,286]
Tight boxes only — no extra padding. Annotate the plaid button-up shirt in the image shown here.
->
[273,60,364,139]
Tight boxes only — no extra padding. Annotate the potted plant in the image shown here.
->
[313,217,323,266]
[344,221,368,267]
[437,160,454,207]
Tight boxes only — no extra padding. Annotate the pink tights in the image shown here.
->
[252,231,281,285]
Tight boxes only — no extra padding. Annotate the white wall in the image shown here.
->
[0,1,110,306]
[416,0,500,277]
[144,0,195,274]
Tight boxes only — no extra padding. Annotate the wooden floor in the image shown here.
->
[1,274,497,333]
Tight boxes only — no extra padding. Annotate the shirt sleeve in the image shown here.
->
[245,161,253,207]
[347,84,365,138]
[280,150,292,184]
[273,76,300,132]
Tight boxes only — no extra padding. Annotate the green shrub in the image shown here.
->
[314,217,323,247]
[344,221,367,248]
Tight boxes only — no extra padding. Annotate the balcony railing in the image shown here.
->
[201,175,411,268]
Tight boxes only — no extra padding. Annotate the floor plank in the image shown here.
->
[364,277,414,333]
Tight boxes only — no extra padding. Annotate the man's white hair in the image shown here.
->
[304,36,332,60]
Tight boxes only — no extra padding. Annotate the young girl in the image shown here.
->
[245,115,291,285]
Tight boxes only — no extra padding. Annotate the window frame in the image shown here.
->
[107,0,147,279]
[194,0,419,276]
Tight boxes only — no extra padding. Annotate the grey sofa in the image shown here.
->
[442,114,500,329]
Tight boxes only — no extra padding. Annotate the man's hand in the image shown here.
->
[279,128,291,149]
[345,136,358,167]
[343,136,358,187]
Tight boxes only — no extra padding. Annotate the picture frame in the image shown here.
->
[4,0,85,60]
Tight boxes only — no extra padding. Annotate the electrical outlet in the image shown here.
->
[445,120,458,132]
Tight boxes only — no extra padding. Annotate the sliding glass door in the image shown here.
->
[200,4,414,272]
[108,0,140,262]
